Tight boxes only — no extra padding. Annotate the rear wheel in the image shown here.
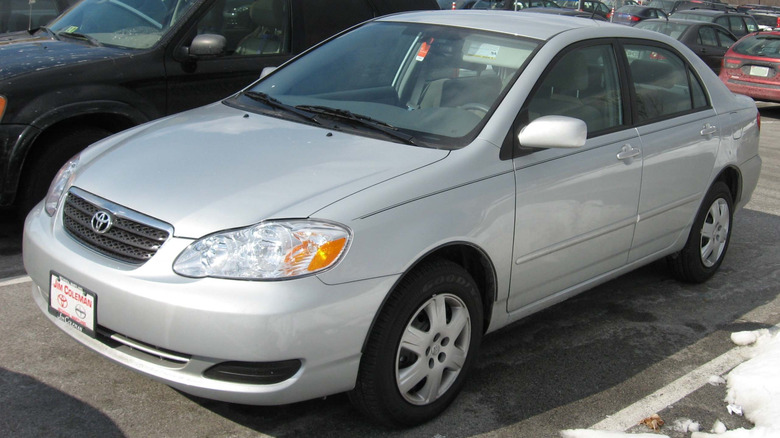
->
[349,259,483,427]
[667,181,733,283]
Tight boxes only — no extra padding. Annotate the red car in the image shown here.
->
[720,31,780,103]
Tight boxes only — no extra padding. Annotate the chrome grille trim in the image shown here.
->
[63,187,173,264]
[108,332,190,364]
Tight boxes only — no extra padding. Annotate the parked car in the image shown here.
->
[719,30,780,103]
[512,0,563,8]
[470,0,560,9]
[558,0,612,17]
[670,10,759,37]
[0,0,78,33]
[520,6,607,18]
[24,9,761,427]
[648,0,729,14]
[736,4,780,14]
[603,0,639,9]
[0,0,439,217]
[610,5,668,24]
[636,18,736,72]
[437,0,477,8]
[748,10,780,31]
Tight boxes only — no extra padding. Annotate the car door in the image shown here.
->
[507,42,642,312]
[165,0,295,115]
[694,25,728,71]
[622,42,721,263]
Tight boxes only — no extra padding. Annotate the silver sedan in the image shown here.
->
[24,10,761,427]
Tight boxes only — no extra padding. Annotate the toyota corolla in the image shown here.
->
[24,11,761,426]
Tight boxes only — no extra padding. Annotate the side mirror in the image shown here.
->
[517,115,587,149]
[260,66,277,79]
[187,34,227,57]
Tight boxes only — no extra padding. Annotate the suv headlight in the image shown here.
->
[44,154,80,216]
[173,220,351,280]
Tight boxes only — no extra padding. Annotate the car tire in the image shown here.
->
[667,181,733,283]
[17,127,112,218]
[348,259,483,427]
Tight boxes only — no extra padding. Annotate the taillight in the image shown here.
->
[631,15,640,22]
[724,58,741,69]
[757,111,761,131]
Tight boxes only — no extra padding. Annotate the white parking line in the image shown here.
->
[0,275,31,287]
[590,347,747,431]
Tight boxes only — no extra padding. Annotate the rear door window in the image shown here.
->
[624,45,706,122]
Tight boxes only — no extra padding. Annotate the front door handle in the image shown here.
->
[617,144,641,161]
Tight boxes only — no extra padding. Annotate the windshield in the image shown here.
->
[233,21,539,148]
[647,0,674,12]
[635,20,689,38]
[732,34,780,57]
[47,0,198,49]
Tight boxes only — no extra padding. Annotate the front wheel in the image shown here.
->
[349,259,483,427]
[17,127,112,218]
[667,181,733,283]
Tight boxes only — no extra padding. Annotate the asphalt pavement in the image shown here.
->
[1,103,779,438]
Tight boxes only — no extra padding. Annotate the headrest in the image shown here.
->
[630,59,681,89]
[547,51,588,92]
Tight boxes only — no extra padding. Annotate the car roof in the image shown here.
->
[377,10,611,40]
[673,9,739,16]
[642,17,714,24]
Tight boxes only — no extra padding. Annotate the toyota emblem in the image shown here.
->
[90,210,113,234]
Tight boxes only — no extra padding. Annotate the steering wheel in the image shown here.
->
[110,0,163,30]
[459,103,491,116]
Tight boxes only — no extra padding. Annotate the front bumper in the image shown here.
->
[24,205,398,405]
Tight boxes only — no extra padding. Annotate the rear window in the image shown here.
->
[672,12,712,22]
[751,14,780,27]
[731,34,780,57]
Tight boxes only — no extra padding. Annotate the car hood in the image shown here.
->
[73,103,449,238]
[0,32,125,80]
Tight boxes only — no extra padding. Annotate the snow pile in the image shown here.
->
[560,328,780,438]
[692,329,780,438]
[672,418,700,433]
[560,430,668,438]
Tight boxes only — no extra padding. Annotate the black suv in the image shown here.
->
[670,9,760,37]
[0,0,438,215]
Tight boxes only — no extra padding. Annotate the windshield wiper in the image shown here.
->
[56,31,102,46]
[295,105,417,145]
[243,91,322,125]
[33,26,59,39]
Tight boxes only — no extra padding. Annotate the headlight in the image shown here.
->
[44,154,80,216]
[173,220,351,280]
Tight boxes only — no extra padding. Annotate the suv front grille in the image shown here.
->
[62,188,172,264]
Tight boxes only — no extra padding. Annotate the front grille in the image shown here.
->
[63,188,172,264]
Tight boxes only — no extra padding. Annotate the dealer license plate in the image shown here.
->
[49,273,97,337]
[749,65,770,77]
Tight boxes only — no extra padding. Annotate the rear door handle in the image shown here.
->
[617,144,641,161]
[701,123,717,136]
